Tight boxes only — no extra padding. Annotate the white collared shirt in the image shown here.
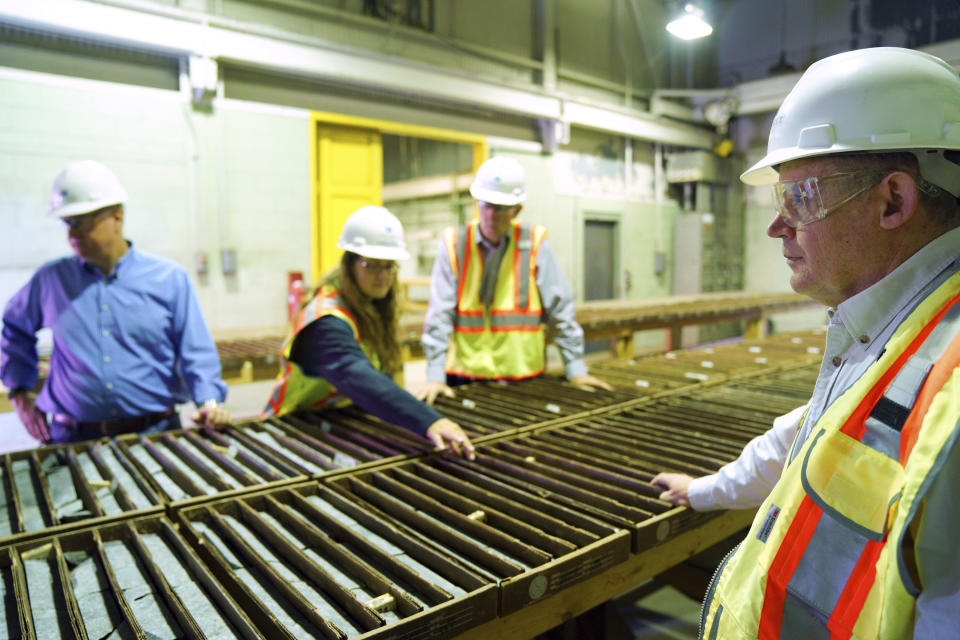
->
[688,226,960,637]
[690,226,960,507]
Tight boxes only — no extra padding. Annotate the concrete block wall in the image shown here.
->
[0,68,191,305]
[0,65,822,358]
[2,62,684,344]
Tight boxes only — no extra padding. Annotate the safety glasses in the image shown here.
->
[357,258,398,276]
[772,170,890,228]
[61,207,116,232]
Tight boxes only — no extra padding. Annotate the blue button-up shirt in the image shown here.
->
[1,243,226,421]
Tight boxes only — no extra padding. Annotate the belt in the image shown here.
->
[54,409,176,436]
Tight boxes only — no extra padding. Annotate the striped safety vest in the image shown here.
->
[262,283,380,417]
[701,269,960,640]
[443,219,547,380]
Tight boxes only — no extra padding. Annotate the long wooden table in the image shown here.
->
[451,508,755,640]
[0,291,822,400]
[400,290,822,359]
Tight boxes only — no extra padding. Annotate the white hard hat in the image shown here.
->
[49,160,128,217]
[469,156,527,206]
[337,205,410,261]
[742,47,960,197]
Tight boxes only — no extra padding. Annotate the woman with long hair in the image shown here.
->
[264,206,474,459]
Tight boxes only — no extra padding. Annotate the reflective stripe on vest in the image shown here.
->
[451,222,542,329]
[262,284,379,417]
[453,313,541,330]
[453,222,533,311]
[444,220,546,379]
[760,289,960,640]
[702,269,960,640]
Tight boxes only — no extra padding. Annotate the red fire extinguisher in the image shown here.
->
[287,271,305,322]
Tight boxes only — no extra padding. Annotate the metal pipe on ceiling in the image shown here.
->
[0,0,716,149]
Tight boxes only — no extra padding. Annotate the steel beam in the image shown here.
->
[0,0,716,148]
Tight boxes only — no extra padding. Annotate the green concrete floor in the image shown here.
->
[528,580,704,640]
[531,531,745,640]
[611,580,703,639]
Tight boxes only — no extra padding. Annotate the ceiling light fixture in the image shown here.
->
[666,3,713,40]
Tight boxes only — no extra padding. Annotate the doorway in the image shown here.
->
[583,218,617,354]
[309,110,487,285]
[584,219,616,300]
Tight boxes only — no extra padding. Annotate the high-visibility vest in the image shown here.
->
[701,269,960,640]
[262,283,380,417]
[444,220,547,380]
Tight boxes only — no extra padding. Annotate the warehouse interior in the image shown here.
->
[1,0,959,638]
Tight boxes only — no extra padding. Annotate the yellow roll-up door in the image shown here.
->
[313,124,382,283]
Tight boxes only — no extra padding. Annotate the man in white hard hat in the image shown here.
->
[1,160,230,445]
[416,156,611,404]
[652,48,960,637]
[263,205,476,459]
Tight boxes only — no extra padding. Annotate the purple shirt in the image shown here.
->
[1,244,226,420]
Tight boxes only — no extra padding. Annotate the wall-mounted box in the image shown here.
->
[665,150,723,183]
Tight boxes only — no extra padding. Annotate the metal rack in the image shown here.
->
[0,329,825,639]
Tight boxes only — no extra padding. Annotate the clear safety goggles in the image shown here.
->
[357,258,398,275]
[61,206,116,232]
[772,170,890,228]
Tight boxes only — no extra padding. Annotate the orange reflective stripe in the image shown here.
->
[839,320,939,440]
[452,326,541,334]
[446,366,545,381]
[512,223,521,306]
[757,286,960,638]
[454,326,485,335]
[900,308,960,463]
[489,308,539,316]
[454,312,540,330]
[447,226,461,276]
[758,494,823,639]
[491,325,540,332]
[311,389,339,409]
[332,304,360,340]
[827,538,885,640]
[519,223,535,310]
[264,359,292,416]
[455,224,473,311]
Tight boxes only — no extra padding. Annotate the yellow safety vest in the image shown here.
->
[263,283,380,417]
[444,220,547,380]
[701,270,960,640]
